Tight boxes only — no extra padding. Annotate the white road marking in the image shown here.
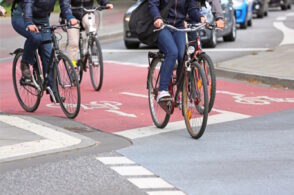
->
[115,109,250,140]
[147,191,186,195]
[96,156,135,165]
[286,13,294,17]
[111,166,154,176]
[0,115,81,160]
[128,178,174,189]
[276,16,287,21]
[273,22,294,46]
[105,60,148,68]
[120,92,148,99]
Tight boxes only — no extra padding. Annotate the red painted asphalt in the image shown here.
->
[1,61,294,132]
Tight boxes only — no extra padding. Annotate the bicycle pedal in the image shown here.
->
[159,100,174,115]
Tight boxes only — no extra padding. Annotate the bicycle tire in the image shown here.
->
[54,52,81,119]
[198,53,216,113]
[12,50,41,112]
[89,36,103,91]
[182,62,208,139]
[77,60,84,84]
[147,57,170,128]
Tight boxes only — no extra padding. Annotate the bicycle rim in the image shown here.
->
[55,53,81,119]
[12,51,41,112]
[148,58,170,128]
[198,53,216,113]
[182,62,208,139]
[89,36,103,91]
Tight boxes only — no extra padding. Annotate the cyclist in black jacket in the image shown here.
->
[11,0,77,93]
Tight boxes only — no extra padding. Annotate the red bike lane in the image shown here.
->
[1,60,294,133]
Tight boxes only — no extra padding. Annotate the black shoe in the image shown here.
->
[20,62,32,80]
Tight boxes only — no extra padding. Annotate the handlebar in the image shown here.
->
[71,6,110,13]
[154,23,221,32]
[38,24,67,32]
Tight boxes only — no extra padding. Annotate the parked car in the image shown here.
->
[252,0,268,18]
[269,0,291,10]
[200,0,237,48]
[233,0,254,29]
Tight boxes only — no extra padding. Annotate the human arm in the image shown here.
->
[207,0,225,29]
[98,0,113,9]
[60,0,77,25]
[149,0,163,28]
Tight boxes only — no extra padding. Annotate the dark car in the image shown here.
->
[200,0,237,48]
[252,0,269,18]
[269,0,291,10]
[123,0,236,49]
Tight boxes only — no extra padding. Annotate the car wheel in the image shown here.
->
[257,10,264,18]
[264,11,268,17]
[247,19,252,27]
[223,17,237,42]
[288,4,291,9]
[281,4,287,10]
[124,41,140,49]
[205,30,217,48]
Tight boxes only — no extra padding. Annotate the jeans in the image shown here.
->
[157,28,186,91]
[11,6,53,87]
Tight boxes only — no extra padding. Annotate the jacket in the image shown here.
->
[70,0,109,20]
[20,0,74,27]
[208,0,224,19]
[149,0,202,28]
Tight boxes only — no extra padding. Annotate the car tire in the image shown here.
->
[205,30,217,48]
[124,41,140,49]
[257,11,264,18]
[288,4,291,9]
[247,19,252,27]
[264,11,268,17]
[223,17,237,42]
[281,5,287,10]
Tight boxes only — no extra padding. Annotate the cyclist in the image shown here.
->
[11,0,77,101]
[149,0,205,102]
[66,0,113,68]
[0,4,6,16]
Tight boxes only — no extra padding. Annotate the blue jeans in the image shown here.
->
[157,28,186,91]
[11,6,53,87]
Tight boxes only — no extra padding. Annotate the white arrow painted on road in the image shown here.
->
[273,22,294,46]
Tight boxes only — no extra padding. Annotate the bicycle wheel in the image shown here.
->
[54,52,81,119]
[182,62,208,139]
[76,59,84,84]
[12,50,41,112]
[89,36,103,91]
[198,53,216,113]
[147,58,170,128]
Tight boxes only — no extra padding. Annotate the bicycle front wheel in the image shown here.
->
[12,50,41,112]
[54,52,81,119]
[147,57,170,128]
[89,36,103,91]
[198,53,216,113]
[182,62,208,139]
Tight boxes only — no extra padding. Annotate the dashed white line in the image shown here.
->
[111,166,154,176]
[96,156,135,165]
[128,178,174,189]
[147,191,186,195]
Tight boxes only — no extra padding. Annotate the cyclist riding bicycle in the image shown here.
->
[65,0,113,68]
[11,0,77,101]
[149,0,205,102]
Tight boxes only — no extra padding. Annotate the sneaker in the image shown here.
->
[157,90,171,102]
[50,93,65,103]
[20,62,32,80]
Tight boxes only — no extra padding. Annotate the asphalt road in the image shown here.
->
[1,7,294,195]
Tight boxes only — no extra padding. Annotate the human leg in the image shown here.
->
[67,23,80,67]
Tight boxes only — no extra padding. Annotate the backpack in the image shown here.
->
[129,0,175,47]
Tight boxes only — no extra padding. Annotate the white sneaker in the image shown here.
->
[157,90,171,102]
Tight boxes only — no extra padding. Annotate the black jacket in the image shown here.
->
[70,0,109,20]
[19,0,74,27]
[149,0,202,27]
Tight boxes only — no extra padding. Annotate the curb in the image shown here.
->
[215,67,294,89]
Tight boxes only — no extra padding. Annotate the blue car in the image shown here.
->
[233,0,254,29]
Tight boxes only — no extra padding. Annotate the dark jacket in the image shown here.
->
[70,0,109,20]
[149,0,202,27]
[20,0,74,27]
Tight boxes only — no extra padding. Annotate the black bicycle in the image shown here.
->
[147,23,209,139]
[72,6,109,91]
[11,24,81,119]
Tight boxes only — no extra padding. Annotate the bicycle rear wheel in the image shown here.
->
[54,52,81,119]
[147,58,170,128]
[12,50,41,112]
[182,62,208,139]
[89,36,103,91]
[198,53,216,113]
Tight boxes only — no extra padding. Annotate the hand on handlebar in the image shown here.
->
[106,4,114,10]
[154,18,164,29]
[69,18,78,26]
[215,19,225,29]
[27,25,39,32]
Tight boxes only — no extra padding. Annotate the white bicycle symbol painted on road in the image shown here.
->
[47,101,136,118]
[217,90,294,105]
